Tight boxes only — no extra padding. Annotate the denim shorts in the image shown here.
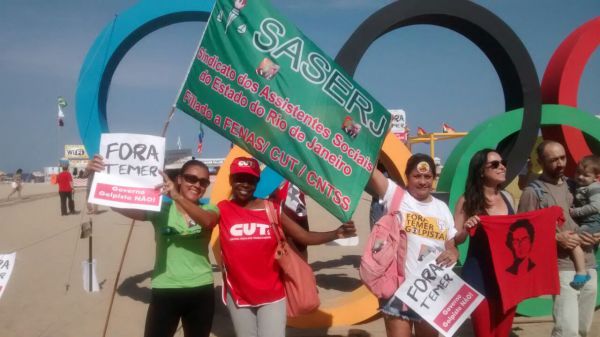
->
[378,296,422,322]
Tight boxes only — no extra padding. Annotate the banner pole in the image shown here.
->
[102,219,136,337]
[160,105,177,138]
[88,219,93,292]
[103,87,174,337]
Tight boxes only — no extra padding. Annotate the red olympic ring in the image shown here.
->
[541,17,600,175]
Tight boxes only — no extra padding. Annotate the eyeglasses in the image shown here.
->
[182,174,210,188]
[486,160,507,169]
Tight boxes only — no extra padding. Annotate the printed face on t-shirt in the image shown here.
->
[510,227,532,259]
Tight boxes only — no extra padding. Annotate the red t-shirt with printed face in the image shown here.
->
[57,171,73,192]
[478,206,564,312]
[218,200,285,307]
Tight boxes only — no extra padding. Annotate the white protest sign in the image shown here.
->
[88,133,165,211]
[396,254,483,337]
[326,236,359,246]
[389,109,408,142]
[0,252,16,300]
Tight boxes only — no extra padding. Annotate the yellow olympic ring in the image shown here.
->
[209,133,411,327]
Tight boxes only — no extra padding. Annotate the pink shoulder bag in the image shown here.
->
[264,200,320,317]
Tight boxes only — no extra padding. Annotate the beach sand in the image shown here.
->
[0,183,598,337]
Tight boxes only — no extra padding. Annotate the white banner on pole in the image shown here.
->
[395,254,484,337]
[0,252,16,300]
[88,133,166,211]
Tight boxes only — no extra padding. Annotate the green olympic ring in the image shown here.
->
[437,104,600,316]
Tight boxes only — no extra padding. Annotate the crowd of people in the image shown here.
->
[82,139,599,337]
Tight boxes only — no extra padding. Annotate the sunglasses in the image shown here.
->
[182,174,210,188]
[486,160,507,169]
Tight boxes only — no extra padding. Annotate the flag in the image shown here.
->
[442,123,456,133]
[176,136,182,150]
[57,97,67,127]
[57,96,68,108]
[417,127,427,136]
[174,0,391,222]
[478,206,564,312]
[197,124,205,155]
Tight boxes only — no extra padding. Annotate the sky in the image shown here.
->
[0,0,599,173]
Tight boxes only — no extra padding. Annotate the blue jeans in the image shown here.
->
[378,296,422,322]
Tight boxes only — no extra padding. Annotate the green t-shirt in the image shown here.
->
[147,201,219,289]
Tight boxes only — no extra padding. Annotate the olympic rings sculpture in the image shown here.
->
[76,0,599,325]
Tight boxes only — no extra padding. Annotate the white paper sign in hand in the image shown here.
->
[395,254,483,337]
[0,252,16,300]
[88,133,166,211]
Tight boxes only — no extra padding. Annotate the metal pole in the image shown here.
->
[430,134,435,159]
[160,106,177,138]
[102,219,136,337]
[88,219,93,292]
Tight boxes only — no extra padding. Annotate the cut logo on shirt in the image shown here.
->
[229,222,272,241]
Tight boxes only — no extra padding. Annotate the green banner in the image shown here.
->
[176,0,390,221]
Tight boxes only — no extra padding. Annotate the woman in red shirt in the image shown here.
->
[203,156,356,337]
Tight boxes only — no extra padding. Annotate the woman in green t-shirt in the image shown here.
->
[87,157,218,337]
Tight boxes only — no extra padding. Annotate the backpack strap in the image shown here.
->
[528,180,546,202]
[389,184,405,215]
[264,199,285,242]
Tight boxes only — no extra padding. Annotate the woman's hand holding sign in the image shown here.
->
[158,171,180,200]
[86,154,106,174]
[436,245,459,268]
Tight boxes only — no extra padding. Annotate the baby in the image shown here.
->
[568,155,600,289]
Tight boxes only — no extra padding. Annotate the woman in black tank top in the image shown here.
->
[454,149,516,337]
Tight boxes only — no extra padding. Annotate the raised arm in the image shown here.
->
[160,171,219,229]
[280,211,356,246]
[366,167,389,200]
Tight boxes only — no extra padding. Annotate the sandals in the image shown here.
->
[570,274,591,290]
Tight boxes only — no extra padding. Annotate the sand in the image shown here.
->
[0,182,598,337]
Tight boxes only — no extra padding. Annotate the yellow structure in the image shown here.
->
[408,132,468,159]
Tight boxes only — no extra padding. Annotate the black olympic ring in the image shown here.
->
[334,0,542,182]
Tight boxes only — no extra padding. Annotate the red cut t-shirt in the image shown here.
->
[218,199,285,307]
[56,171,73,192]
[478,206,564,312]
